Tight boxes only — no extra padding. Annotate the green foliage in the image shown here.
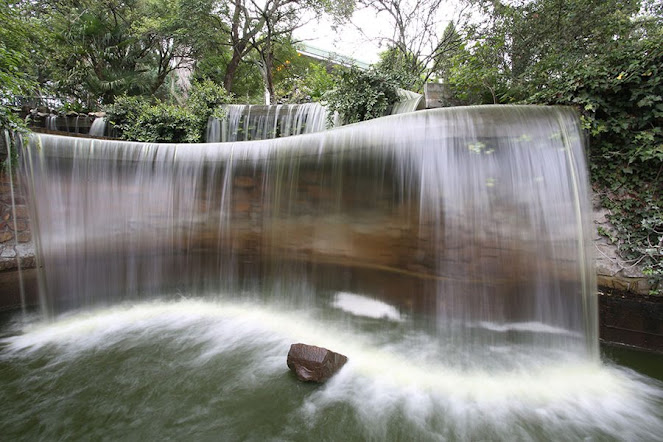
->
[106,80,231,143]
[528,34,662,291]
[104,96,150,138]
[297,62,336,102]
[194,54,264,103]
[446,0,663,293]
[523,28,663,293]
[323,67,400,125]
[374,47,423,92]
[272,47,337,103]
[445,40,508,105]
[186,79,233,119]
[450,0,644,104]
[28,0,220,106]
[0,0,37,130]
[126,103,202,143]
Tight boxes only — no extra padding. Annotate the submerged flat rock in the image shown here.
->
[287,343,348,383]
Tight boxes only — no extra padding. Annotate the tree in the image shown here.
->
[460,0,642,101]
[28,0,213,105]
[218,0,353,101]
[0,0,38,130]
[444,37,507,104]
[359,0,463,91]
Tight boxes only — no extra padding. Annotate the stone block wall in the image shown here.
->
[0,169,35,272]
[593,195,654,296]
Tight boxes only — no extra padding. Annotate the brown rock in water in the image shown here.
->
[287,343,348,382]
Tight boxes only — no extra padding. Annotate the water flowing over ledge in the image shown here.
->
[4,105,653,440]
[18,105,597,355]
[205,89,423,143]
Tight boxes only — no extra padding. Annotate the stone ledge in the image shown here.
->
[593,196,655,296]
[599,290,663,353]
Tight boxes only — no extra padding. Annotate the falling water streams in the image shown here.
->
[2,106,663,440]
[205,90,422,143]
[206,103,331,142]
[3,132,26,317]
[89,117,107,137]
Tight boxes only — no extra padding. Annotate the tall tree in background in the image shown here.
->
[359,0,463,91]
[26,0,219,105]
[455,0,643,101]
[0,0,38,129]
[220,0,353,101]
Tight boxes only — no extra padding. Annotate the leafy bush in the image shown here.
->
[123,103,201,143]
[528,35,663,293]
[105,80,231,143]
[105,95,150,138]
[322,67,400,125]
[186,79,232,120]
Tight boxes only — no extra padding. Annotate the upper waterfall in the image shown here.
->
[205,90,424,142]
[206,103,330,142]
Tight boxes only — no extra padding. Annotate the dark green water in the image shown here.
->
[2,295,662,441]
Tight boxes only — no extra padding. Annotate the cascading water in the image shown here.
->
[206,102,330,142]
[2,105,663,440]
[45,114,58,131]
[89,117,106,137]
[391,89,425,114]
[206,92,422,142]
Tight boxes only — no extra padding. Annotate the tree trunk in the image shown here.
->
[224,52,243,92]
[256,39,275,104]
[261,53,275,105]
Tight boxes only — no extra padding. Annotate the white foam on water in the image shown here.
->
[332,292,403,321]
[2,299,662,440]
[470,320,583,337]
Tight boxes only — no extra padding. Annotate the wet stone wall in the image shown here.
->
[0,136,38,310]
[0,169,35,272]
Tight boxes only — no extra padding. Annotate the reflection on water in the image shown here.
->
[1,298,662,441]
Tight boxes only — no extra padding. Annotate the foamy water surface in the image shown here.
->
[1,298,662,441]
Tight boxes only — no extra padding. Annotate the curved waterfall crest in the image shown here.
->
[20,105,597,358]
[8,104,663,441]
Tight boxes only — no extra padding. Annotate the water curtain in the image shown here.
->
[206,103,330,142]
[19,105,597,359]
[206,90,423,142]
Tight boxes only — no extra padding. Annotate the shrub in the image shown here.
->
[322,67,400,125]
[528,35,663,293]
[105,80,231,143]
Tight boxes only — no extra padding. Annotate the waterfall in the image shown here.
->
[206,91,424,142]
[46,114,58,131]
[19,105,597,358]
[9,104,663,441]
[391,89,425,114]
[206,103,330,142]
[89,118,106,137]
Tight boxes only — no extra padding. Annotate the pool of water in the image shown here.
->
[2,293,662,441]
